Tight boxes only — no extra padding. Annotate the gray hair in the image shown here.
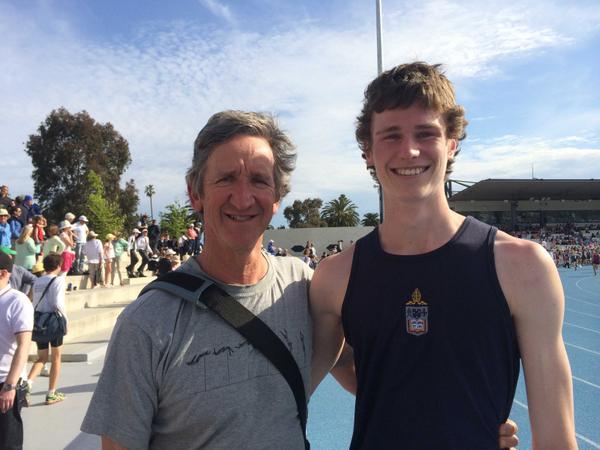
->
[186,110,296,202]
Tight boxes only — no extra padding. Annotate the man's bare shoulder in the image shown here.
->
[494,230,562,312]
[495,230,555,272]
[310,245,356,314]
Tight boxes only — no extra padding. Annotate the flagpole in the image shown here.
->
[376,0,384,223]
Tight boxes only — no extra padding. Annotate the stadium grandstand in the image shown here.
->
[447,179,600,232]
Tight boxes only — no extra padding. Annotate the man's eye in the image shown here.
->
[416,131,436,139]
[383,134,400,141]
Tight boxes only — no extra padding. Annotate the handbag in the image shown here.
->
[32,277,66,343]
[141,271,311,450]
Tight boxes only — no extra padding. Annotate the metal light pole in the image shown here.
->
[376,0,384,223]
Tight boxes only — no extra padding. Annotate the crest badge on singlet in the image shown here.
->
[405,288,428,336]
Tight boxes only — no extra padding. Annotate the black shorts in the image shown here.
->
[36,335,63,350]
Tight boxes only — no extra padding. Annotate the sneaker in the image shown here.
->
[137,272,146,277]
[45,391,66,405]
[23,383,31,407]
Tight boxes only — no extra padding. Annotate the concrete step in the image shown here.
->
[29,327,114,362]
[65,282,149,312]
[65,270,155,292]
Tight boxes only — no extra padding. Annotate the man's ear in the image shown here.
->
[363,145,374,168]
[187,185,203,213]
[447,139,458,160]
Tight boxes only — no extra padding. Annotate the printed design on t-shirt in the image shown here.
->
[405,288,429,336]
[183,329,308,393]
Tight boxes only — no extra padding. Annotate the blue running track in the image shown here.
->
[308,266,600,449]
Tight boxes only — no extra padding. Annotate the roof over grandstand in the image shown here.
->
[448,179,600,201]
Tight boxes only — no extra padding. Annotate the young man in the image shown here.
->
[311,62,576,449]
[0,251,33,449]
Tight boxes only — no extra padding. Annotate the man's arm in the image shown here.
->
[0,331,32,413]
[329,342,356,394]
[102,436,127,450]
[310,247,356,395]
[495,233,577,449]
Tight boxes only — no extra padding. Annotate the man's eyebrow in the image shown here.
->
[375,126,402,136]
[415,123,442,130]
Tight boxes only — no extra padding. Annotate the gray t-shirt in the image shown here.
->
[81,253,312,449]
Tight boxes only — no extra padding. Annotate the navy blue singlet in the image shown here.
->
[341,216,520,450]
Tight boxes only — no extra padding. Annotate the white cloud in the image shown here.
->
[198,0,237,25]
[455,135,600,181]
[1,0,599,224]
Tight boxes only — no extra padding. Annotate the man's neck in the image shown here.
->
[196,245,268,285]
[379,195,465,255]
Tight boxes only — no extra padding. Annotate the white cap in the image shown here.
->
[78,215,89,222]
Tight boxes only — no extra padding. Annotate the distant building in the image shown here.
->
[447,179,600,230]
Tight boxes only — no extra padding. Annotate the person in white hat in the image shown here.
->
[0,208,11,248]
[71,216,89,274]
[83,231,103,288]
[58,221,76,276]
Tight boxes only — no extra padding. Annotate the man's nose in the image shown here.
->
[229,179,255,210]
[397,137,420,158]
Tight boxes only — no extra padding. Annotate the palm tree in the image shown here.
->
[361,212,380,226]
[321,194,359,227]
[144,184,156,219]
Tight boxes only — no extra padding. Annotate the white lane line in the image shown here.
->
[566,308,600,320]
[575,278,600,297]
[514,399,600,448]
[513,399,528,409]
[566,295,600,308]
[573,375,600,390]
[564,322,600,335]
[565,342,600,357]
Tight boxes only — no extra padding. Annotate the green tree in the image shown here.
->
[159,201,196,239]
[321,194,359,227]
[24,107,135,224]
[144,184,156,218]
[82,171,124,239]
[283,198,327,228]
[361,212,380,226]
[120,179,140,232]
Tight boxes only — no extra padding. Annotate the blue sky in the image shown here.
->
[2,0,599,227]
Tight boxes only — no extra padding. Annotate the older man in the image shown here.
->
[82,111,312,449]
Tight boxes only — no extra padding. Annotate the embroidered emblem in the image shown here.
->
[405,288,428,336]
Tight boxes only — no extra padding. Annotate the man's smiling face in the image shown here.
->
[189,134,279,255]
[366,103,457,204]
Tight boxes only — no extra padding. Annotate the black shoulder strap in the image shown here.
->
[34,276,57,312]
[140,271,310,449]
